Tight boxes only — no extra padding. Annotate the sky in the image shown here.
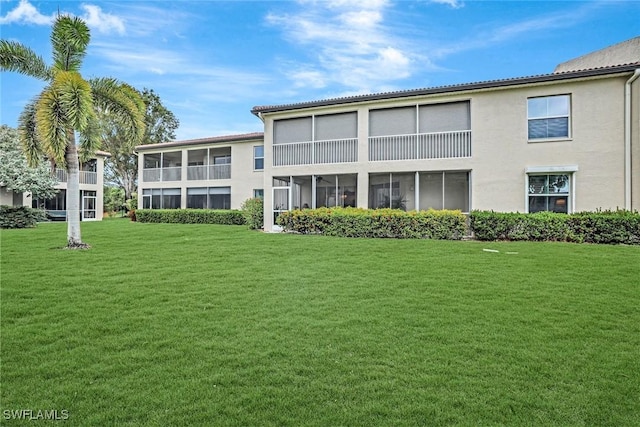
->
[1,0,639,141]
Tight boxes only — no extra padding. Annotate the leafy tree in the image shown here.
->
[103,186,125,214]
[99,88,179,201]
[0,15,145,248]
[0,125,58,200]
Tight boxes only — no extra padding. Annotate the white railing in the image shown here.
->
[187,164,231,180]
[143,168,161,182]
[187,165,207,180]
[162,167,181,181]
[209,164,231,179]
[54,169,97,184]
[273,138,358,166]
[369,130,471,161]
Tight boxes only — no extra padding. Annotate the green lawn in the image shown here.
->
[1,221,639,426]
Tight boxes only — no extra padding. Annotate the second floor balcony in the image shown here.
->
[55,169,98,185]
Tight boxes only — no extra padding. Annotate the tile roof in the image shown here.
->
[135,132,264,151]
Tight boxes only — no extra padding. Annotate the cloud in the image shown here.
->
[266,0,417,92]
[0,1,125,34]
[0,0,53,25]
[429,0,464,9]
[79,4,125,35]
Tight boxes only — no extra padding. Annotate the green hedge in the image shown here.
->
[276,207,467,239]
[241,197,264,230]
[470,210,640,244]
[0,205,47,229]
[136,209,245,225]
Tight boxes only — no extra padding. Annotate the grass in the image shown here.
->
[1,220,639,426]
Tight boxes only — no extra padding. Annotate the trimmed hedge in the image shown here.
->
[0,205,47,229]
[276,207,467,239]
[470,210,640,244]
[136,209,245,225]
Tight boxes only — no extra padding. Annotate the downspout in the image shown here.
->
[624,69,640,210]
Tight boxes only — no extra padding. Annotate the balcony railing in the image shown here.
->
[143,168,161,182]
[273,138,358,167]
[209,164,231,180]
[369,130,471,161]
[162,167,181,181]
[142,167,181,182]
[54,169,97,185]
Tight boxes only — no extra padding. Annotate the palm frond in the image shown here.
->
[51,15,90,72]
[17,99,45,168]
[55,70,95,132]
[35,86,69,168]
[90,78,146,146]
[0,40,53,81]
[78,115,102,163]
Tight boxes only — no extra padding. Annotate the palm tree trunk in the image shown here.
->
[65,132,86,248]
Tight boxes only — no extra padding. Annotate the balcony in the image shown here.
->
[273,138,358,167]
[55,169,98,185]
[369,130,471,161]
[186,164,231,180]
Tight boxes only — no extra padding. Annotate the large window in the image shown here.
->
[528,95,570,140]
[142,188,181,209]
[369,171,470,212]
[185,187,231,209]
[528,174,570,213]
[254,145,264,170]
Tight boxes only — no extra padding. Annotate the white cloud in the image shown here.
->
[267,0,417,92]
[430,0,464,9]
[79,4,125,35]
[0,0,53,25]
[0,1,125,35]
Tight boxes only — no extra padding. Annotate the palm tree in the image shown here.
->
[1,15,144,248]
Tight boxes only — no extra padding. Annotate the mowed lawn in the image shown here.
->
[1,220,639,426]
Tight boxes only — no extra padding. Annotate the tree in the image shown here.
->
[0,15,145,248]
[99,88,179,201]
[0,125,58,200]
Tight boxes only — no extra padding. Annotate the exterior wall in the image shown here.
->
[632,75,640,211]
[0,187,19,206]
[137,138,264,210]
[261,74,632,231]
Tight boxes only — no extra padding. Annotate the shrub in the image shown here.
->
[241,197,264,230]
[135,209,245,225]
[469,210,640,244]
[0,205,47,229]
[277,207,467,240]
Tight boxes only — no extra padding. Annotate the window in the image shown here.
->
[254,145,264,170]
[253,189,264,199]
[209,187,231,209]
[528,174,570,213]
[142,188,181,209]
[528,95,570,140]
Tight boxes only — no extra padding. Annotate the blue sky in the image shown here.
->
[1,0,639,141]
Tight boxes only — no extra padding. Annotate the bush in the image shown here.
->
[135,209,245,225]
[469,210,640,244]
[241,197,264,230]
[277,207,467,240]
[0,205,47,229]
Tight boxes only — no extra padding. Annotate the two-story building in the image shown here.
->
[136,133,264,211]
[135,37,639,233]
[2,151,109,221]
[251,38,640,231]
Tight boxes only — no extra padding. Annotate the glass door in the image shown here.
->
[82,190,97,221]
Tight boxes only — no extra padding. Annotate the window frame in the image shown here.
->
[527,94,571,142]
[525,166,578,213]
[253,145,264,170]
